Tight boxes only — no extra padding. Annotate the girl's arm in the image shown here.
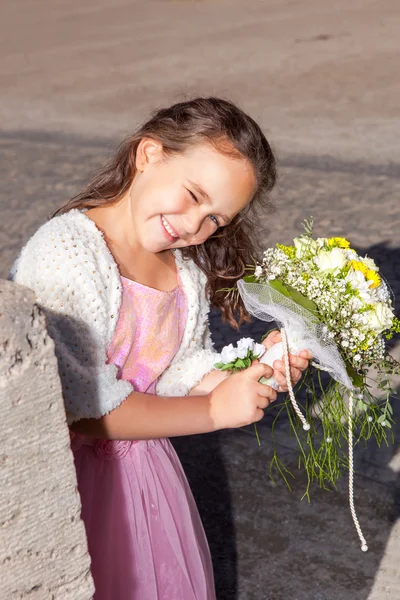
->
[70,362,276,440]
[70,390,215,439]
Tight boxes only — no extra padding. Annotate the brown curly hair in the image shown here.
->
[52,97,277,328]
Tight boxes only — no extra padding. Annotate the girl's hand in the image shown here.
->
[261,330,312,392]
[208,362,277,430]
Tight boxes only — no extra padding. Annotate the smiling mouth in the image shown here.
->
[161,215,179,239]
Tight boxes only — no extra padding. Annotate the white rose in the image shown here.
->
[345,269,373,302]
[236,347,249,359]
[237,338,255,352]
[253,343,266,358]
[362,256,379,272]
[315,248,347,272]
[346,250,359,261]
[366,303,393,334]
[294,237,318,257]
[220,344,238,363]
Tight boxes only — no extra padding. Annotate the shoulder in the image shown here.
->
[10,209,119,287]
[174,250,207,292]
[9,209,122,343]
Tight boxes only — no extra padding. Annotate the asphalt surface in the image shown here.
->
[1,0,399,598]
[1,130,399,600]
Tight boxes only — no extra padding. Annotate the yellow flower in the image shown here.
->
[366,270,381,289]
[328,237,351,249]
[349,260,368,276]
[276,243,296,258]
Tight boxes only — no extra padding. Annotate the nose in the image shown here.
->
[181,212,203,237]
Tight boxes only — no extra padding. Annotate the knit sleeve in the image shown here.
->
[9,216,133,425]
[156,318,218,397]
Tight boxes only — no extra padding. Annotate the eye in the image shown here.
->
[187,188,219,227]
[209,214,219,226]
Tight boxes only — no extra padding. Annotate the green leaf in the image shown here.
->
[214,362,225,369]
[243,275,257,283]
[220,364,233,371]
[235,359,246,368]
[345,363,364,388]
[387,403,393,415]
[268,280,319,317]
[261,328,279,342]
[356,400,368,412]
[377,414,386,424]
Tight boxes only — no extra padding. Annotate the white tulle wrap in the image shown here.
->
[237,280,354,390]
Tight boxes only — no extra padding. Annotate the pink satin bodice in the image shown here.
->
[106,275,188,394]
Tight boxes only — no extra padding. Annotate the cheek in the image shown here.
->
[160,188,188,215]
[191,222,217,245]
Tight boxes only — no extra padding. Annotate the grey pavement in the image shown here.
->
[1,130,399,600]
[1,0,400,598]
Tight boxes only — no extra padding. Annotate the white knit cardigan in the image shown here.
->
[9,209,218,425]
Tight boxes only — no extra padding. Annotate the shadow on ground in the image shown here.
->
[173,243,400,600]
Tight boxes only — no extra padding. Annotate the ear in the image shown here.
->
[135,138,164,172]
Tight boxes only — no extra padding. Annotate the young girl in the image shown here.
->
[10,97,310,600]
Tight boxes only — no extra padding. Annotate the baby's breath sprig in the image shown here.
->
[301,216,314,237]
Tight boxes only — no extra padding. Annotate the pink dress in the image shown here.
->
[71,276,216,600]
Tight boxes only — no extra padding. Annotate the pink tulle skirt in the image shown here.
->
[71,434,216,600]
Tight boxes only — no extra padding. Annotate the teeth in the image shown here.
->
[162,216,178,238]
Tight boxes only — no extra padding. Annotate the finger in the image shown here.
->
[272,364,302,391]
[256,382,278,403]
[253,408,266,423]
[262,330,281,350]
[299,350,313,360]
[274,359,303,382]
[256,395,270,410]
[270,367,288,389]
[288,353,309,371]
[246,362,274,380]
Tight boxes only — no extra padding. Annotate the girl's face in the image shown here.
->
[125,139,256,254]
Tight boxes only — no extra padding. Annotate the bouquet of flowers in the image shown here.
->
[215,218,400,551]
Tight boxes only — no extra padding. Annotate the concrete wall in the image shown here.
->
[0,280,94,599]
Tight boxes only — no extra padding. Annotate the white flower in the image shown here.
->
[236,347,249,359]
[254,265,263,278]
[315,248,347,272]
[346,249,359,261]
[362,256,379,272]
[345,269,373,302]
[237,338,255,352]
[220,344,238,363]
[350,297,363,310]
[294,236,318,257]
[253,343,266,358]
[366,303,394,334]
